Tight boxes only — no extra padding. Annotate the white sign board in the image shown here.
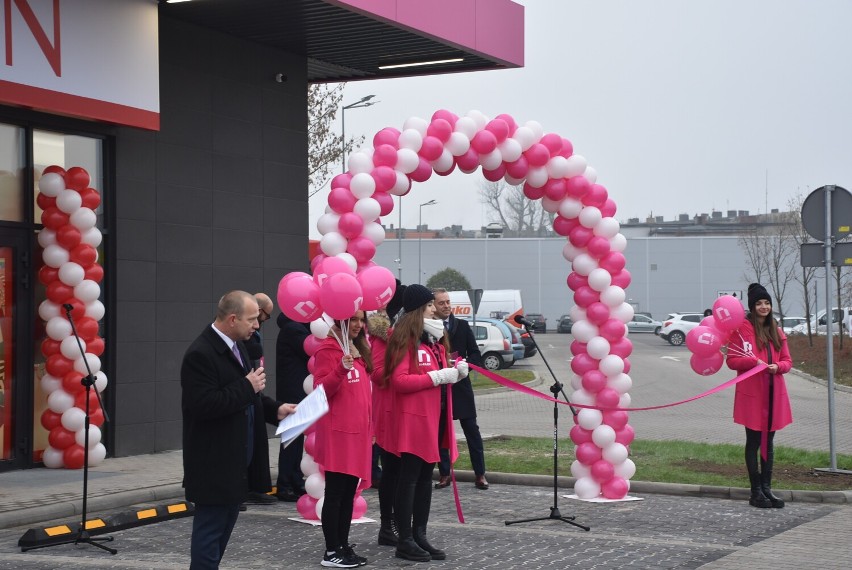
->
[0,0,159,130]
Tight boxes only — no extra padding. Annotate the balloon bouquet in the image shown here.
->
[278,260,395,521]
[36,166,108,469]
[685,295,748,375]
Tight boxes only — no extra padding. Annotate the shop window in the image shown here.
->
[0,124,25,222]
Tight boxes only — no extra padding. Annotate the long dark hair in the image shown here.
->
[382,306,449,387]
[747,310,782,352]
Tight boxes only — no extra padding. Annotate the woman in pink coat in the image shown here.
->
[313,310,372,567]
[382,284,465,562]
[726,283,792,509]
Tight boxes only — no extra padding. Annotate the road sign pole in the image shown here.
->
[823,186,837,471]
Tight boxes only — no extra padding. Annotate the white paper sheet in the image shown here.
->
[276,384,329,448]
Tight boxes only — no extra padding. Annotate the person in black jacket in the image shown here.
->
[181,290,296,569]
[274,311,312,501]
[432,289,489,490]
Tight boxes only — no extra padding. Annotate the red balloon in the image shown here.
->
[70,244,97,266]
[46,280,74,303]
[36,193,56,211]
[86,337,105,356]
[62,371,86,394]
[84,263,104,282]
[49,427,77,450]
[89,407,105,427]
[65,166,90,191]
[77,317,100,341]
[56,224,82,250]
[80,187,101,209]
[43,165,66,176]
[41,409,63,431]
[46,354,74,378]
[63,445,86,469]
[41,338,62,356]
[75,389,100,411]
[41,207,69,230]
[38,265,60,285]
[66,298,86,320]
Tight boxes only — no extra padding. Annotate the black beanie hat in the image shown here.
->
[747,283,772,312]
[385,280,406,319]
[402,284,434,313]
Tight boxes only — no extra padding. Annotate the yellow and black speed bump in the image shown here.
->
[18,500,194,551]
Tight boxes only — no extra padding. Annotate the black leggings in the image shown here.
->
[745,428,776,474]
[378,447,400,522]
[321,471,359,551]
[395,453,435,534]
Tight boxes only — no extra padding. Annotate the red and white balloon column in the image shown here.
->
[281,109,634,500]
[36,166,107,469]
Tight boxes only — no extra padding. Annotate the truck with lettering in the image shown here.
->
[446,289,524,323]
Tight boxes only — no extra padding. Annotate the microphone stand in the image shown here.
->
[505,320,589,531]
[23,304,116,554]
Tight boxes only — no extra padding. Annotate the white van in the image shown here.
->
[447,289,524,323]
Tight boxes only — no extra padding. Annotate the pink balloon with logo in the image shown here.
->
[685,326,723,357]
[712,295,745,331]
[314,256,354,287]
[357,265,396,311]
[278,273,323,323]
[320,273,363,320]
[690,352,724,376]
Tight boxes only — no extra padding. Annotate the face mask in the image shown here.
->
[423,318,445,340]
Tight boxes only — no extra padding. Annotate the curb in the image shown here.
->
[790,367,852,393]
[473,371,543,396]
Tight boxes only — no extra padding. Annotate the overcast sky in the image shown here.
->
[308,0,852,238]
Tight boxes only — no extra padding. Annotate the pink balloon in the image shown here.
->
[581,370,608,393]
[372,166,397,192]
[599,252,626,274]
[278,273,323,323]
[373,144,398,167]
[307,355,316,374]
[544,179,567,201]
[690,352,724,376]
[553,216,577,236]
[494,113,517,134]
[456,149,480,172]
[574,286,600,308]
[331,173,352,190]
[591,459,615,483]
[566,272,588,291]
[571,353,599,376]
[587,236,611,259]
[352,495,368,519]
[426,119,453,142]
[599,319,626,342]
[357,260,377,273]
[596,388,620,409]
[524,143,549,167]
[565,176,590,199]
[346,236,377,265]
[610,269,632,289]
[712,295,745,332]
[409,158,433,182]
[357,265,396,311]
[419,136,444,161]
[471,130,497,154]
[570,425,593,445]
[576,442,603,465]
[431,109,458,126]
[483,165,506,182]
[303,335,323,356]
[570,340,587,356]
[603,410,629,430]
[584,184,608,207]
[685,326,723,357]
[610,337,633,359]
[319,273,363,320]
[372,128,400,149]
[314,256,355,287]
[540,133,563,155]
[485,119,509,143]
[623,358,631,375]
[614,425,635,446]
[310,253,326,273]
[373,191,394,217]
[559,138,574,158]
[304,432,317,456]
[585,302,611,326]
[505,156,529,179]
[600,199,617,218]
[357,478,371,493]
[328,187,356,214]
[601,476,629,499]
[522,182,545,200]
[296,494,319,520]
[337,212,365,239]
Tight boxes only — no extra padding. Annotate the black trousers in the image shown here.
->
[378,446,401,522]
[394,453,434,537]
[190,503,240,569]
[276,435,305,491]
[321,471,359,551]
[438,416,486,476]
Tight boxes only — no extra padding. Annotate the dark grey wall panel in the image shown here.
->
[115,341,155,384]
[115,178,156,222]
[212,192,264,230]
[116,260,155,301]
[156,264,214,303]
[116,219,156,261]
[156,184,214,227]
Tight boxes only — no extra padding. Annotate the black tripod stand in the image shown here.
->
[23,303,116,554]
[505,318,590,531]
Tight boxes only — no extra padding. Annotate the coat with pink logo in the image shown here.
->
[389,341,458,464]
[312,337,373,482]
[726,320,793,431]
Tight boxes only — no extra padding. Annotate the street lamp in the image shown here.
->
[418,199,438,280]
[341,94,377,172]
[397,195,403,279]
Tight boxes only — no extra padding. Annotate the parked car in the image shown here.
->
[627,314,662,335]
[525,313,547,333]
[514,326,538,357]
[780,316,807,335]
[658,312,704,346]
[464,317,525,364]
[556,314,573,333]
[791,308,852,335]
[465,320,515,370]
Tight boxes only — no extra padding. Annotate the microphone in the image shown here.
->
[245,341,264,369]
[63,303,74,312]
[514,314,535,329]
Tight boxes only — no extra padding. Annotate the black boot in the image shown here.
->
[394,480,431,562]
[760,455,785,508]
[377,518,398,546]
[414,526,446,560]
[749,472,771,508]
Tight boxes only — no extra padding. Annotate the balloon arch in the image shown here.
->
[281,110,637,501]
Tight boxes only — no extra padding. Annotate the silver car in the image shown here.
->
[627,314,662,335]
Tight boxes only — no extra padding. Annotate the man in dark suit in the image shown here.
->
[432,289,489,490]
[181,290,296,569]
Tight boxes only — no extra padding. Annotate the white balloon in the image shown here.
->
[38,172,65,197]
[546,156,570,179]
[48,389,75,414]
[431,148,454,173]
[541,196,561,214]
[303,374,315,395]
[40,373,62,395]
[512,126,535,151]
[362,222,386,246]
[603,442,629,464]
[38,228,57,248]
[349,172,376,199]
[81,227,103,248]
[611,302,635,323]
[70,208,96,231]
[577,408,603,430]
[610,233,628,253]
[480,149,503,171]
[398,128,423,152]
[570,460,591,479]
[93,371,108,392]
[389,170,411,196]
[58,262,85,287]
[318,212,341,233]
[56,189,82,214]
[592,425,617,448]
[402,116,429,136]
[39,300,61,322]
[453,116,478,139]
[43,244,70,268]
[311,318,330,338]
[85,300,105,321]
[353,197,381,222]
[320,232,347,256]
[583,166,598,184]
[569,305,587,324]
[60,336,86,360]
[600,286,626,308]
[315,496,325,520]
[588,268,612,292]
[334,252,357,272]
[613,458,636,480]
[618,393,632,408]
[46,316,72,341]
[74,354,101,375]
[445,131,471,156]
[525,166,548,188]
[594,217,621,238]
[558,197,583,219]
[395,148,419,174]
[88,443,107,466]
[608,373,633,394]
[572,253,598,276]
[574,476,601,499]
[305,472,326,499]
[347,151,373,174]
[570,320,598,343]
[523,120,544,142]
[570,389,595,406]
[498,138,522,162]
[586,336,611,360]
[74,279,101,303]
[504,174,524,186]
[76,424,101,448]
[300,453,319,476]
[42,446,65,468]
[562,241,581,263]
[466,110,489,130]
[564,154,588,178]
[569,373,583,391]
[599,355,625,377]
[579,206,602,229]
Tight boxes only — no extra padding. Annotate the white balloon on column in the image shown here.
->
[47,389,75,414]
[76,424,102,448]
[61,406,86,432]
[42,446,65,468]
[88,443,107,466]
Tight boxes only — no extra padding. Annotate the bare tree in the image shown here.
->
[479,180,552,234]
[737,212,798,319]
[786,193,820,343]
[307,83,365,197]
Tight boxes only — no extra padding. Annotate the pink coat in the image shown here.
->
[369,332,395,453]
[312,337,372,482]
[726,320,793,431]
[389,342,458,464]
